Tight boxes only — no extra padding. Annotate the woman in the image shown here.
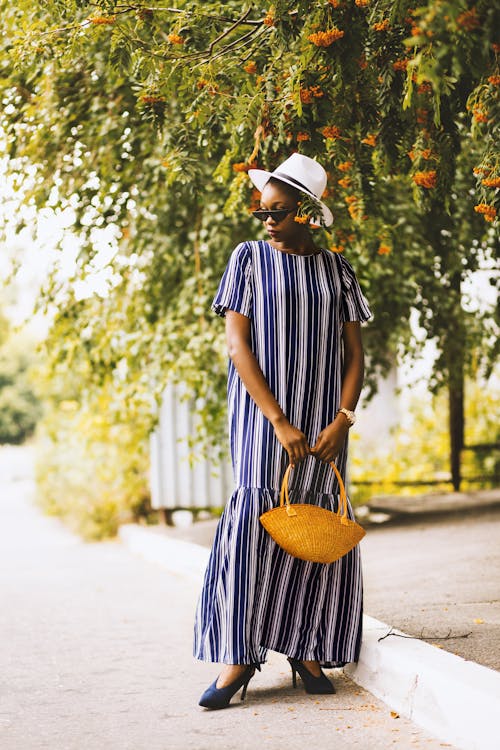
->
[193,153,371,709]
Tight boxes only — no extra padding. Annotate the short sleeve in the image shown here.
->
[336,254,372,323]
[212,242,253,319]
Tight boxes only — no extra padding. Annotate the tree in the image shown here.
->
[1,0,498,489]
[0,311,42,444]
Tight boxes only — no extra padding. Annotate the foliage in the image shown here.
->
[35,389,151,540]
[0,313,42,444]
[0,1,498,526]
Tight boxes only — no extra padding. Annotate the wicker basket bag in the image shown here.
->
[259,460,365,564]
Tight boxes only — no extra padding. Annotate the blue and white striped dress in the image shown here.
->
[194,240,372,666]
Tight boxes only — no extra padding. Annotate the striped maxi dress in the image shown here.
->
[193,240,372,667]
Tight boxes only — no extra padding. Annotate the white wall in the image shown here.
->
[150,383,233,510]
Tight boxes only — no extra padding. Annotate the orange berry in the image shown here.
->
[140,95,166,104]
[393,59,408,71]
[338,177,352,188]
[413,170,437,188]
[167,33,184,44]
[361,133,377,147]
[372,19,390,31]
[88,15,116,24]
[321,126,341,139]
[473,108,489,123]
[457,8,480,30]
[482,177,500,188]
[474,203,497,222]
[308,28,345,46]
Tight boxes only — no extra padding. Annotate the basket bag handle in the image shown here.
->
[279,460,350,524]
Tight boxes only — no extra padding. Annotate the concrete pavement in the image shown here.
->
[119,490,500,750]
[0,444,461,750]
[362,504,500,671]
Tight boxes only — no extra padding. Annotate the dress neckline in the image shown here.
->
[263,241,323,258]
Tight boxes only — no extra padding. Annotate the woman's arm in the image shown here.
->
[311,321,365,463]
[225,310,310,466]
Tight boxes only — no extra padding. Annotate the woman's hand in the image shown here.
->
[272,416,310,467]
[311,418,349,464]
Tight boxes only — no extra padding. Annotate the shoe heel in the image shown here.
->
[287,657,335,695]
[241,662,260,700]
[241,678,250,701]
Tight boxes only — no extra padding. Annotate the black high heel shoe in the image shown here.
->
[198,664,261,709]
[287,658,335,694]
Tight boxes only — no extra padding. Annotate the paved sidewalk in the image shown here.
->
[119,487,500,750]
[0,445,458,750]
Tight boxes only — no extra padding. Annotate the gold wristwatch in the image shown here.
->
[337,408,356,427]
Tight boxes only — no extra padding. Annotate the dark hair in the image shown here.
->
[266,176,301,203]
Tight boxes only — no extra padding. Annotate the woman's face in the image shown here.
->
[259,180,301,244]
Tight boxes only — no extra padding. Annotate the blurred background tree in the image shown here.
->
[0,0,498,535]
[0,309,41,444]
[350,377,500,502]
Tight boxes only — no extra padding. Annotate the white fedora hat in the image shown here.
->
[248,153,333,227]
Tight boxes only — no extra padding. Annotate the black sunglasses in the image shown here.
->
[252,208,296,222]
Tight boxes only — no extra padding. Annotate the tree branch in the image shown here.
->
[32,3,263,40]
[199,25,267,66]
[378,627,472,643]
[206,6,254,56]
[111,3,263,25]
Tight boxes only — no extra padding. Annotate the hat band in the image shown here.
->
[273,171,314,196]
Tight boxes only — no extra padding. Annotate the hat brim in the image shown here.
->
[247,168,334,227]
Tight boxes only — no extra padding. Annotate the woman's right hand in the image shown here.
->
[272,416,310,467]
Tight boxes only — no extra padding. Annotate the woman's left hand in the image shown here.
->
[311,418,349,464]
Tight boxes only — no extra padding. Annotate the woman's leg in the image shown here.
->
[299,660,322,676]
[216,664,254,687]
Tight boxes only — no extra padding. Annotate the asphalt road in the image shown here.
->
[362,509,500,670]
[0,445,458,750]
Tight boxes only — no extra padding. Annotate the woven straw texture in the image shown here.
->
[259,461,365,564]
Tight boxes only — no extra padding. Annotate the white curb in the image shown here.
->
[345,616,500,750]
[119,523,500,750]
[119,524,209,584]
